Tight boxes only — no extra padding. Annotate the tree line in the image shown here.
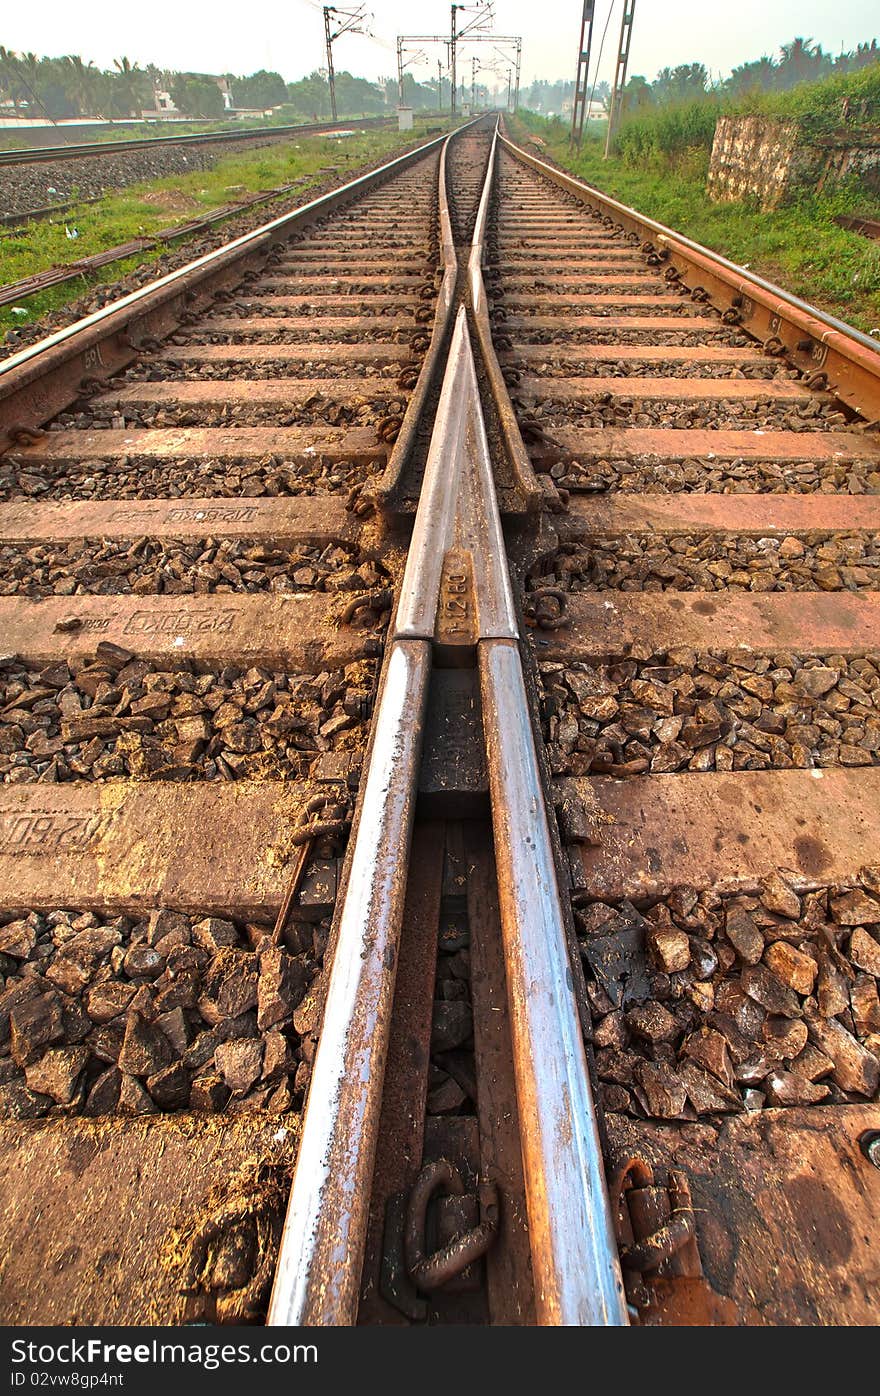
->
[521,36,878,117]
[0,50,430,121]
[623,37,879,114]
[2,35,875,125]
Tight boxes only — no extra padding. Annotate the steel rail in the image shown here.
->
[267,636,432,1325]
[0,130,452,383]
[0,123,479,453]
[0,195,104,230]
[0,116,394,166]
[464,139,628,1321]
[497,130,880,418]
[269,297,628,1324]
[266,313,497,1327]
[394,312,517,641]
[468,123,544,513]
[267,126,469,1322]
[478,636,627,1324]
[417,310,626,1322]
[372,117,460,506]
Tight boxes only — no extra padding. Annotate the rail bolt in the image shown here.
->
[859,1131,880,1170]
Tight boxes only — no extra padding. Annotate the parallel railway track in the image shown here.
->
[0,115,877,1328]
[0,116,395,167]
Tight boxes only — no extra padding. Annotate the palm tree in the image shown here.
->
[144,63,162,109]
[778,37,822,89]
[112,56,149,116]
[1,51,52,118]
[64,55,99,117]
[21,52,42,94]
[0,47,22,111]
[727,56,776,97]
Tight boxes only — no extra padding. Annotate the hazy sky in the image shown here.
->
[2,0,878,88]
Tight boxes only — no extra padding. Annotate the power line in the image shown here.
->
[395,40,428,104]
[604,0,637,158]
[323,5,369,120]
[569,2,596,147]
[450,3,493,114]
[587,0,617,124]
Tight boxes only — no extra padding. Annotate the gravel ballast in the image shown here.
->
[538,650,880,778]
[0,906,329,1119]
[0,537,393,599]
[0,648,379,785]
[530,534,880,594]
[578,871,880,1119]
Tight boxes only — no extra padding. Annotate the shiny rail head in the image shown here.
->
[468,122,500,315]
[268,638,432,1327]
[463,123,544,517]
[478,638,629,1326]
[395,306,517,643]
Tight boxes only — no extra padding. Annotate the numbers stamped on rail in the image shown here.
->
[436,549,477,648]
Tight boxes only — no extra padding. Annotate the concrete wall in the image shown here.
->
[708,114,880,210]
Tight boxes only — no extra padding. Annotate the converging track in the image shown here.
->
[0,116,877,1328]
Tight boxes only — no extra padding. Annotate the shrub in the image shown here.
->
[731,63,880,135]
[615,100,720,167]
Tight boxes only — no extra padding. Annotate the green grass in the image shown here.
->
[513,113,880,334]
[0,121,441,337]
[0,111,399,153]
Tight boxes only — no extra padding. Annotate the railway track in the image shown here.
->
[0,183,315,309]
[0,116,395,167]
[0,114,877,1328]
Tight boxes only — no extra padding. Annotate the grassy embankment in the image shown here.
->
[0,120,444,336]
[513,66,880,334]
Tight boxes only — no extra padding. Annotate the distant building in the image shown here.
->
[148,75,234,116]
[560,96,606,119]
[212,76,234,110]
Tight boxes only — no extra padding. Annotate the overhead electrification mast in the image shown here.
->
[323,4,369,121]
[604,0,637,158]
[569,1,596,147]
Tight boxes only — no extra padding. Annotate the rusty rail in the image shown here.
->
[372,117,461,509]
[0,126,463,452]
[468,124,544,513]
[269,291,627,1326]
[835,213,880,243]
[497,128,880,419]
[0,115,396,166]
[0,196,104,231]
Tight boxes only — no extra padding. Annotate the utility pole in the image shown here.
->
[506,68,512,111]
[570,1,596,147]
[397,17,511,119]
[323,4,368,122]
[450,2,493,117]
[604,0,637,159]
[396,40,428,105]
[513,36,521,112]
[451,4,459,115]
[471,56,479,111]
